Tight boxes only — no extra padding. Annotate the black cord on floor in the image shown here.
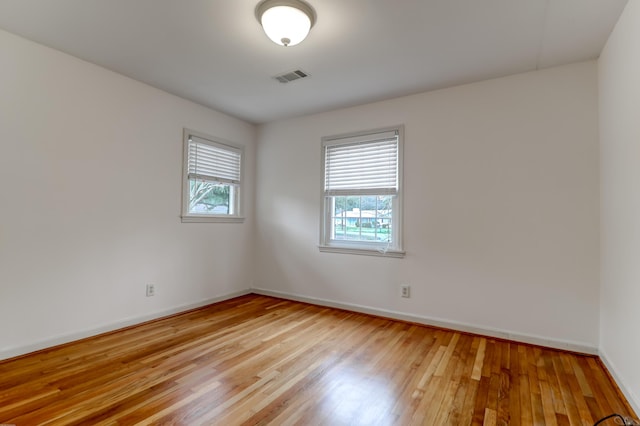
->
[594,413,629,425]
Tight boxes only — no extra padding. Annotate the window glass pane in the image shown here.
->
[330,195,393,243]
[189,180,233,214]
[376,195,392,243]
[332,196,358,241]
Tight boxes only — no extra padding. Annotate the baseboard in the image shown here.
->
[251,287,599,355]
[599,348,640,417]
[0,289,251,362]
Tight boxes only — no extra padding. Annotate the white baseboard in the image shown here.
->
[0,289,251,362]
[599,349,640,417]
[251,287,599,355]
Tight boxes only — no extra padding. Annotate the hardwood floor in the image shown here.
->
[0,294,635,425]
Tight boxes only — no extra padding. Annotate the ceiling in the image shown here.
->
[0,0,629,124]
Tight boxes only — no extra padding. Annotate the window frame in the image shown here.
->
[181,128,245,223]
[319,125,405,257]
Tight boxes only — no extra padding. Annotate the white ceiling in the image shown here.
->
[0,0,629,124]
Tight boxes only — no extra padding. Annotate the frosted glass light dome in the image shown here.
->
[256,0,316,47]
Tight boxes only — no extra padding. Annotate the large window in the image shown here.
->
[181,129,244,223]
[320,126,404,257]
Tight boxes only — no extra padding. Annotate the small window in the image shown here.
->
[181,129,244,223]
[320,126,404,257]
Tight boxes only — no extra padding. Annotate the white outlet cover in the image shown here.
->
[401,286,410,297]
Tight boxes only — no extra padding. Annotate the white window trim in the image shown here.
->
[181,128,245,223]
[319,125,405,258]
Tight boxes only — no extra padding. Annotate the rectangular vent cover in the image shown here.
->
[273,69,309,83]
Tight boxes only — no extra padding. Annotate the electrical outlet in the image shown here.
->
[146,284,155,297]
[401,285,410,298]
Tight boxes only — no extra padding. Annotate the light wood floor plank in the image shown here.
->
[0,294,636,425]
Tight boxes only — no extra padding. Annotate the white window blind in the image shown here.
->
[187,136,241,185]
[324,130,398,196]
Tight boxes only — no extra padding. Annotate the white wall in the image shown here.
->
[0,29,256,359]
[599,0,640,413]
[255,61,600,351]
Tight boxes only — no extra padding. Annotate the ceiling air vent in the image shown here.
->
[273,69,309,84]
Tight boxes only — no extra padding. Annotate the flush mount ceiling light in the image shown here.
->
[256,0,316,47]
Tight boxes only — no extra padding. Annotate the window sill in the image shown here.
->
[318,245,405,258]
[181,215,245,223]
